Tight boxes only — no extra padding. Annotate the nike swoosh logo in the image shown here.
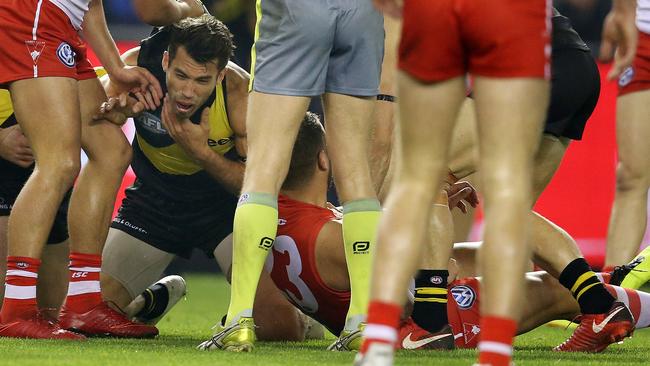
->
[592,306,625,333]
[402,332,452,349]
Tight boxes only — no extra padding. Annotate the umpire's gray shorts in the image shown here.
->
[250,0,384,97]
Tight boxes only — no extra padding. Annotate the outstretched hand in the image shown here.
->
[94,93,145,125]
[0,125,34,168]
[600,0,638,81]
[445,181,479,213]
[109,65,163,109]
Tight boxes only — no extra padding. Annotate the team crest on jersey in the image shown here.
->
[619,67,635,87]
[57,42,76,68]
[451,285,476,309]
[24,40,45,65]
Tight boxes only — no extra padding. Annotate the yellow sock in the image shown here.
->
[226,192,278,325]
[342,198,381,331]
[621,246,650,289]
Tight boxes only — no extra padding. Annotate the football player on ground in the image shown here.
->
[207,114,650,353]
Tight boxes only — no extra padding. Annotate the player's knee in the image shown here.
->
[616,162,650,192]
[38,155,81,189]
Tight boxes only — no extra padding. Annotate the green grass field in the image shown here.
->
[1,274,648,366]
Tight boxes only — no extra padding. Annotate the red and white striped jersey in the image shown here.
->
[638,0,650,35]
[49,0,90,30]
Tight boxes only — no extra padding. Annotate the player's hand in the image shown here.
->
[0,125,34,168]
[600,0,638,81]
[160,95,212,162]
[109,65,163,109]
[373,0,403,18]
[445,181,479,213]
[181,0,205,17]
[94,94,145,125]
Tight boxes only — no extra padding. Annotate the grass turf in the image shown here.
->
[1,274,648,365]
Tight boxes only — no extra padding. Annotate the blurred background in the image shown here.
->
[97,0,648,272]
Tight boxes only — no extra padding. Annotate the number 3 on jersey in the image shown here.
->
[265,235,318,313]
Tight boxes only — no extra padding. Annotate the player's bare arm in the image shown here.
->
[601,0,639,80]
[132,0,205,26]
[82,0,162,108]
[223,61,250,159]
[0,125,33,168]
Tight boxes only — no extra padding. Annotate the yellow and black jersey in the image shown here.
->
[0,89,17,128]
[132,26,239,197]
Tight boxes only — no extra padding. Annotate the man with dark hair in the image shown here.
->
[88,14,251,330]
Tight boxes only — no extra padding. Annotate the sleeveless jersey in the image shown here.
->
[132,26,239,199]
[639,0,650,35]
[266,195,351,336]
[49,0,90,30]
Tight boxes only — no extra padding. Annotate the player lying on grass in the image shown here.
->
[200,115,645,353]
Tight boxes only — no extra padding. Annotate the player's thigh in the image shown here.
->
[396,74,465,186]
[77,77,131,163]
[102,228,174,299]
[615,90,650,182]
[473,77,548,189]
[9,78,81,170]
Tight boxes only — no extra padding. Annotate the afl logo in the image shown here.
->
[57,42,76,68]
[619,67,635,87]
[451,285,476,309]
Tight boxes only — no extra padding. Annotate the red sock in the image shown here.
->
[64,252,102,313]
[1,256,40,323]
[477,316,517,366]
[360,301,402,353]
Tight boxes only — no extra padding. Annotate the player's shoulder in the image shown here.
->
[224,61,250,92]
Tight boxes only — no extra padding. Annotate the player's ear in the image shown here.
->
[162,51,169,72]
[317,150,329,172]
[216,67,227,84]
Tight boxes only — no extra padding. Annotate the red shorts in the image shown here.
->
[447,278,481,349]
[399,0,551,82]
[618,31,650,96]
[0,0,95,86]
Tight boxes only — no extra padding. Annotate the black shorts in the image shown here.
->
[0,160,70,244]
[110,177,237,259]
[544,48,600,141]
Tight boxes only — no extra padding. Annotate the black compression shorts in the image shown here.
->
[544,48,600,141]
[0,160,70,244]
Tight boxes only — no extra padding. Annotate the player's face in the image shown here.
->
[163,46,222,119]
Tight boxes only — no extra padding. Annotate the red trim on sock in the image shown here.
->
[478,316,517,366]
[602,265,616,274]
[625,288,641,322]
[69,252,101,267]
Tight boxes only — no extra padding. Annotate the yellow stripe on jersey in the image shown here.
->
[94,66,108,78]
[248,0,263,92]
[137,81,235,175]
[0,90,14,127]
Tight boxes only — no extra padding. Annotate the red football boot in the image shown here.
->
[398,317,455,350]
[60,301,158,338]
[554,301,635,352]
[0,312,85,340]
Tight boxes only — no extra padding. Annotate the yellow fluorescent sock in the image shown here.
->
[621,246,650,289]
[226,193,278,325]
[342,198,381,330]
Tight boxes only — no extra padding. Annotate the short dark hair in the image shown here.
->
[282,112,326,190]
[168,15,234,70]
